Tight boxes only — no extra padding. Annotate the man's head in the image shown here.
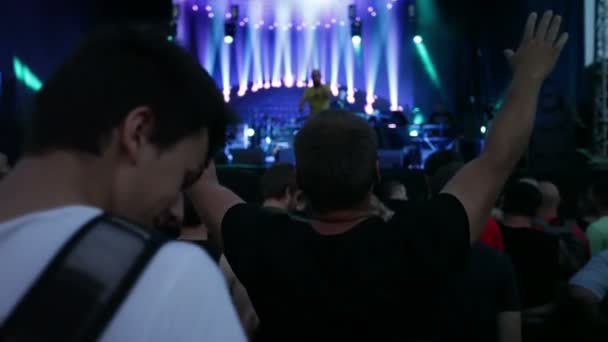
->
[502,181,543,219]
[260,163,298,211]
[295,110,378,214]
[379,180,408,201]
[27,27,235,225]
[311,70,322,86]
[538,181,561,218]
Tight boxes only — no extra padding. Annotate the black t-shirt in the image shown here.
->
[223,193,470,341]
[440,242,520,342]
[500,225,561,309]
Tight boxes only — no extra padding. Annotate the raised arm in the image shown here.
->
[442,11,568,241]
[187,161,244,247]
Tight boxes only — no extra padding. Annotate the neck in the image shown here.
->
[502,214,534,228]
[263,198,288,211]
[310,206,372,235]
[0,152,113,222]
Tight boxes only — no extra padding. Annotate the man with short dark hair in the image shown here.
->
[0,28,244,341]
[260,163,298,211]
[190,12,568,340]
[431,163,522,342]
[500,181,562,312]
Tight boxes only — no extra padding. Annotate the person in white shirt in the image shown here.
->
[0,27,245,341]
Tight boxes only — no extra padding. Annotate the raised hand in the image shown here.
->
[504,11,569,81]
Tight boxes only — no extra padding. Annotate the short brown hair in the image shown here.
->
[294,110,378,213]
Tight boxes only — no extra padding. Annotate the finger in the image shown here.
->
[523,12,537,41]
[546,15,562,43]
[554,32,569,50]
[535,10,554,40]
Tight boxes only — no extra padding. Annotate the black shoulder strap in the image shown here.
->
[0,214,166,342]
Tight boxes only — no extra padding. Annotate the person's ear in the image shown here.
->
[118,106,155,164]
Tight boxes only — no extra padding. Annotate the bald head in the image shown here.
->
[538,181,561,218]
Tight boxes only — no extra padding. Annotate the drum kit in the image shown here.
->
[228,113,456,167]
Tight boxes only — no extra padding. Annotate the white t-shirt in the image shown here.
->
[0,206,246,341]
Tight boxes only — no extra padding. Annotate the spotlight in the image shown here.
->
[205,5,212,11]
[208,12,214,18]
[192,4,199,11]
[409,130,419,137]
[224,22,235,44]
[387,3,393,10]
[364,103,374,114]
[351,21,362,46]
[264,82,271,89]
[246,128,255,137]
[480,126,487,134]
[388,123,397,129]
[413,35,423,44]
[272,80,282,88]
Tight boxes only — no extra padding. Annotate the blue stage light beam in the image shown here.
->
[414,41,441,89]
[386,9,400,110]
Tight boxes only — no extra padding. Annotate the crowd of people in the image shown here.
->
[1,9,606,342]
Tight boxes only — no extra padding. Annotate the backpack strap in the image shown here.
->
[0,214,166,341]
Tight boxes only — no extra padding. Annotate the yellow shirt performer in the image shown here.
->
[298,70,332,116]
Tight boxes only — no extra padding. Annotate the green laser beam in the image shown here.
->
[13,57,42,91]
[414,43,441,89]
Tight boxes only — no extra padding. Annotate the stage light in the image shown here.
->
[265,136,272,144]
[368,6,374,12]
[371,12,377,17]
[246,128,255,137]
[205,5,212,11]
[388,123,397,129]
[192,4,199,12]
[251,85,259,92]
[413,114,425,125]
[296,80,305,88]
[413,35,423,44]
[284,75,294,88]
[480,126,487,134]
[387,3,393,10]
[224,22,235,44]
[167,35,174,41]
[272,80,282,88]
[208,12,214,18]
[409,130,419,137]
[365,104,374,114]
[351,21,362,46]
[264,82,271,89]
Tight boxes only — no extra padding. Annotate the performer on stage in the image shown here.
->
[298,70,332,116]
[331,86,350,110]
